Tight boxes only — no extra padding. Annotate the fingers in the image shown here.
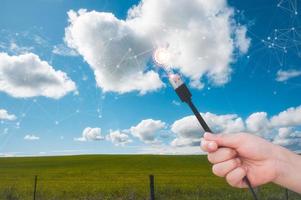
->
[201,139,218,153]
[225,167,247,188]
[204,132,246,149]
[207,148,237,164]
[212,158,241,177]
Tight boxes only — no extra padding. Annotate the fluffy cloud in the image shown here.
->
[270,106,301,127]
[276,69,301,82]
[24,134,40,141]
[0,109,16,121]
[65,0,249,93]
[171,138,201,147]
[273,128,301,148]
[106,130,132,146]
[65,10,163,94]
[130,119,166,143]
[171,113,245,147]
[171,105,301,149]
[0,53,76,99]
[235,26,251,54]
[246,112,270,136]
[244,107,301,144]
[74,127,104,142]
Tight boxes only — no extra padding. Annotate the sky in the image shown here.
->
[0,0,301,156]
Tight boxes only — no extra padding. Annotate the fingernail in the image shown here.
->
[208,142,216,149]
[204,132,213,139]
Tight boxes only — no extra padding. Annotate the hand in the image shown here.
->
[201,132,282,188]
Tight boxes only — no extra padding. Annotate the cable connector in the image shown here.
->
[169,72,259,200]
[168,74,192,103]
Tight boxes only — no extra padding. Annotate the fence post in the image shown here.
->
[33,175,38,200]
[149,175,155,200]
[285,188,289,200]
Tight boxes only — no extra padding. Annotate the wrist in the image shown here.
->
[273,145,301,193]
[273,146,292,184]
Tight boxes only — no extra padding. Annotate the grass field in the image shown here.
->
[0,155,300,200]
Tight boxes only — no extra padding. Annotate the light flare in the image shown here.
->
[153,47,170,67]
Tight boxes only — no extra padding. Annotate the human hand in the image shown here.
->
[201,132,282,188]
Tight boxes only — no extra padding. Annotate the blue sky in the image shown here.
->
[0,0,301,156]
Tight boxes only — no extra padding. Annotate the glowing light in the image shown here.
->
[153,48,170,67]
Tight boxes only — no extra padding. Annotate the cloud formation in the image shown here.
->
[65,0,249,93]
[24,134,40,141]
[130,119,166,143]
[0,109,16,121]
[75,127,104,142]
[246,112,270,136]
[276,69,301,82]
[52,44,78,57]
[171,105,301,149]
[171,113,245,147]
[273,127,301,149]
[106,130,132,146]
[0,53,76,99]
[270,106,301,127]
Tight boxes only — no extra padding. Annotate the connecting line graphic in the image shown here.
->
[153,48,259,200]
[277,0,298,15]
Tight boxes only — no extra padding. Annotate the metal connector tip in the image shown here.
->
[169,74,184,89]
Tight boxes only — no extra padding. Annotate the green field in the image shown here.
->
[0,155,300,200]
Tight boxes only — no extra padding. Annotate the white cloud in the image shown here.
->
[74,127,104,142]
[0,53,76,99]
[276,69,301,82]
[106,130,132,146]
[172,100,181,106]
[52,44,78,57]
[0,109,16,121]
[170,137,201,147]
[171,105,301,149]
[171,112,245,147]
[171,115,202,141]
[270,106,301,127]
[204,113,245,133]
[273,128,301,147]
[246,112,270,136]
[130,119,166,143]
[65,0,249,94]
[24,134,40,141]
[245,107,301,139]
[65,10,163,95]
[235,26,251,54]
[9,42,34,54]
[278,127,293,139]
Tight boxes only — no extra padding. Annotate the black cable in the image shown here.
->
[186,100,212,133]
[187,99,259,200]
[170,79,259,200]
[244,177,259,200]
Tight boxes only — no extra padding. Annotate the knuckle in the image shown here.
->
[231,158,240,168]
[225,148,235,158]
[219,133,227,140]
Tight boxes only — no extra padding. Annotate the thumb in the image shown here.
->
[204,132,244,149]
